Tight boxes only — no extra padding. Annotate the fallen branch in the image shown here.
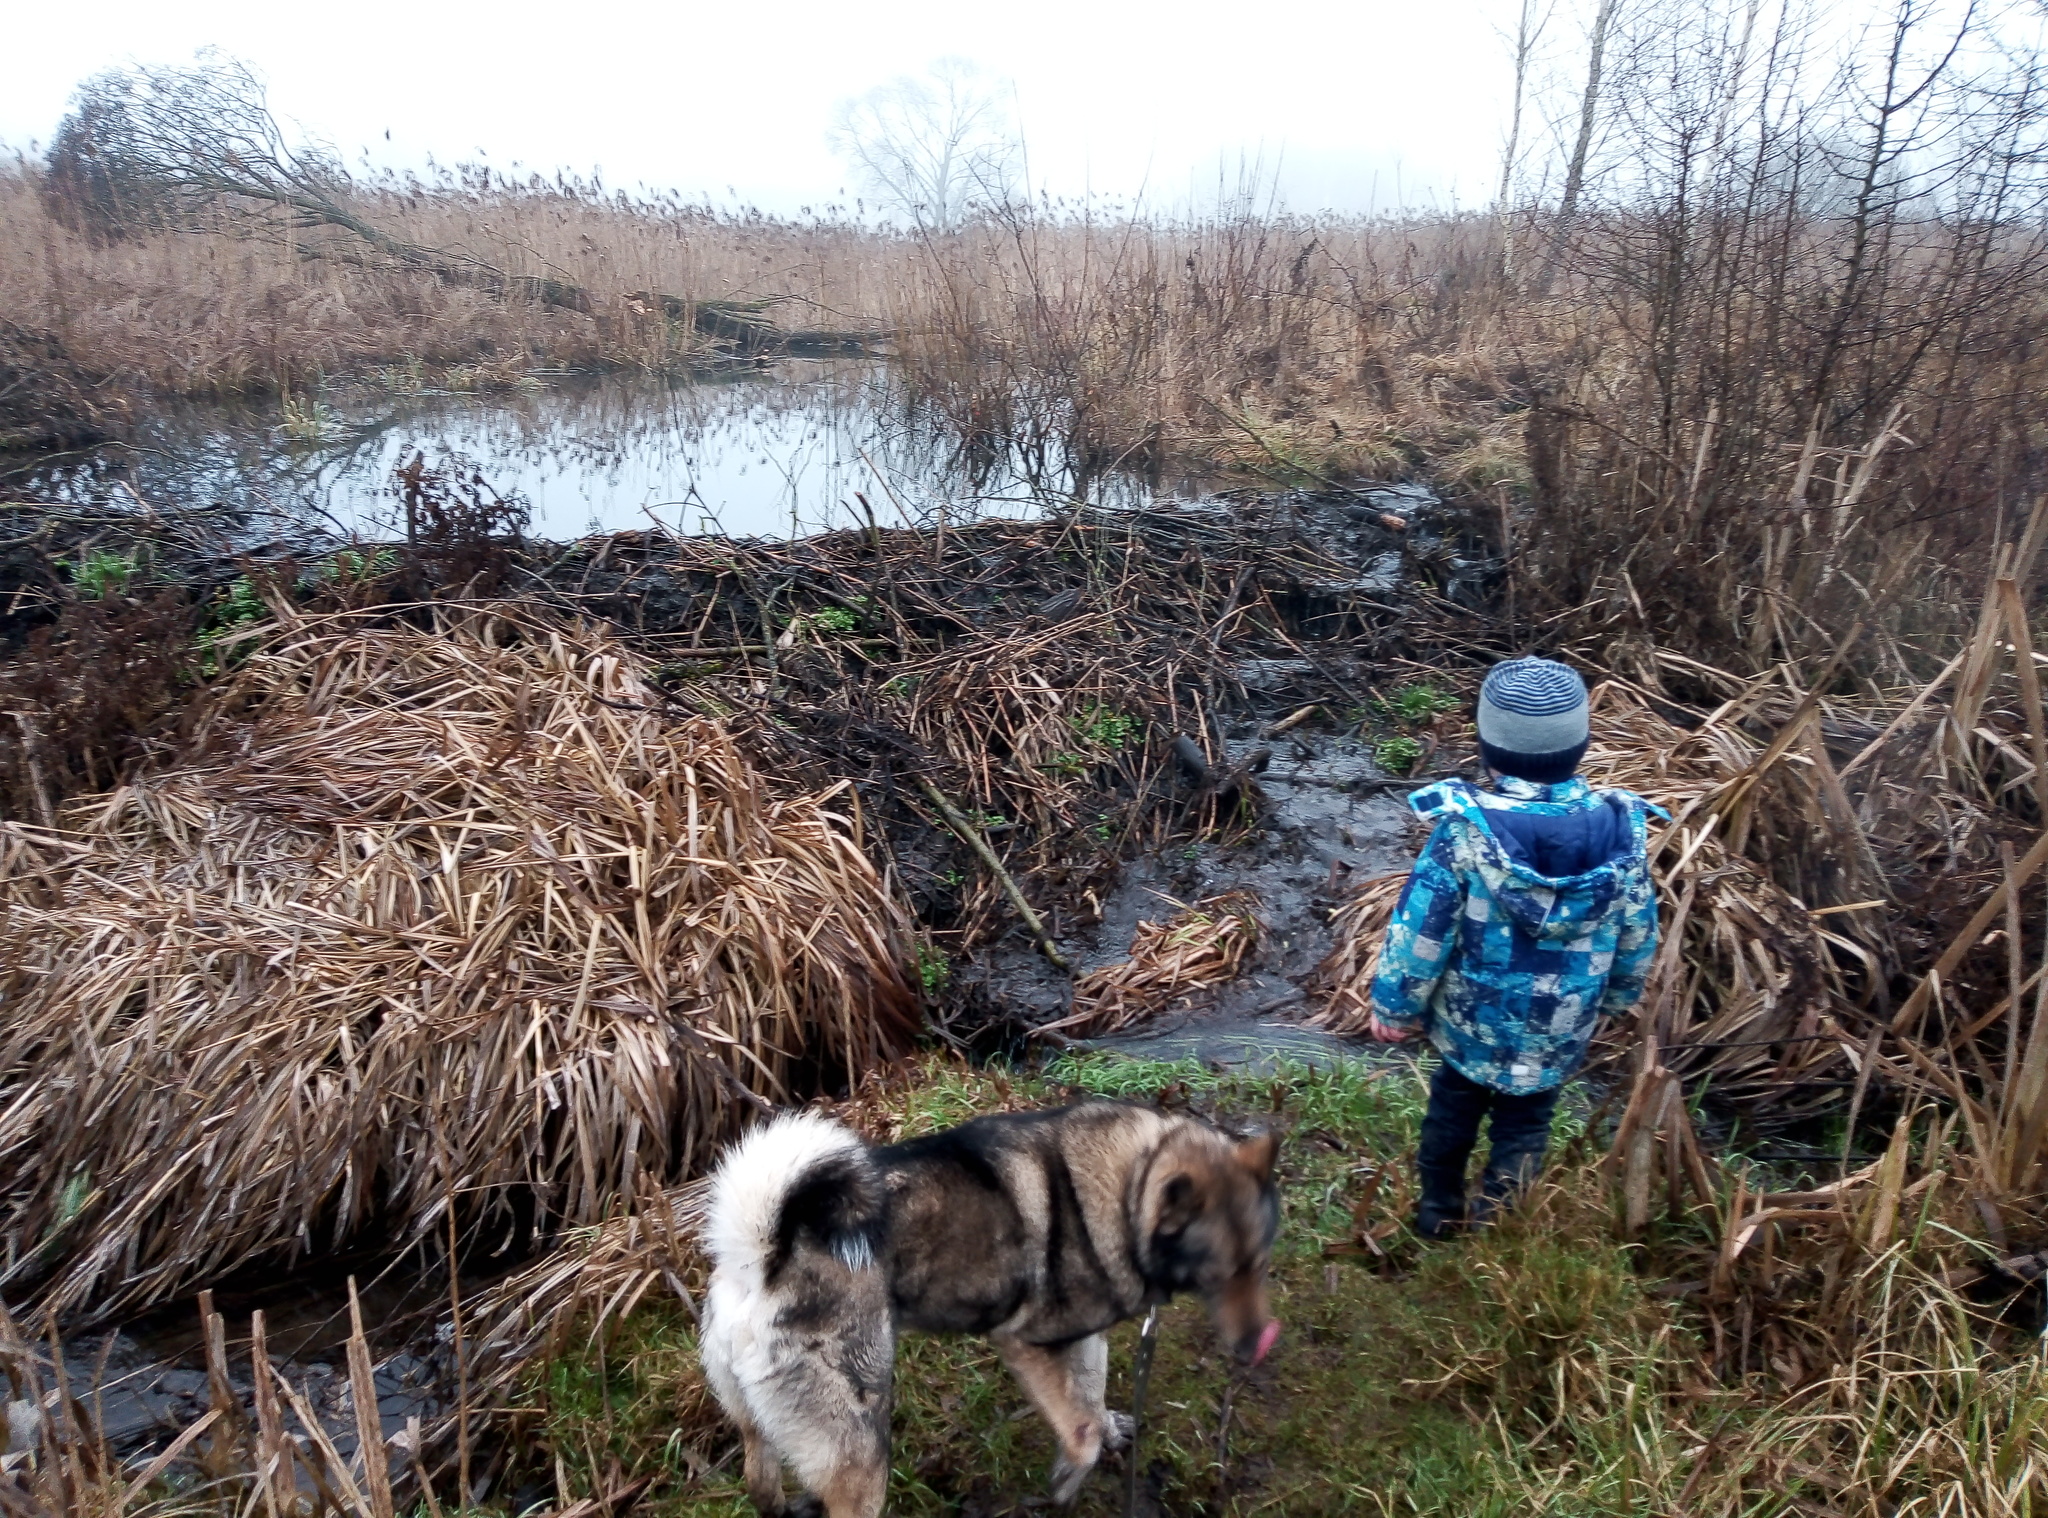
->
[913,773,1068,970]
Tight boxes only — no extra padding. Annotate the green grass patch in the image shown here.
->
[195,575,269,676]
[1380,683,1460,727]
[914,943,952,998]
[515,1053,1734,1517]
[66,547,140,600]
[1072,703,1143,752]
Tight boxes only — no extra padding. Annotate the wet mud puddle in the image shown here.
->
[980,722,1430,1071]
[11,1268,466,1477]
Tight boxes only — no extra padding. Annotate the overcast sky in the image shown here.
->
[3,0,1528,215]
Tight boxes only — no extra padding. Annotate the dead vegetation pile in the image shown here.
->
[0,603,916,1320]
[546,499,1407,965]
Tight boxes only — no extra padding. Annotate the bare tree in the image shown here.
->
[1559,0,1625,223]
[832,59,1020,230]
[37,53,827,351]
[1496,0,1556,275]
[44,54,362,242]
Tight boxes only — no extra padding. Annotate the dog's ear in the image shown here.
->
[1233,1129,1278,1183]
[1156,1172,1202,1235]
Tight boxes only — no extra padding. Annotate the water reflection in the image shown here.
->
[3,363,1181,543]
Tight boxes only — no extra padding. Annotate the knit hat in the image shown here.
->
[1476,657,1590,784]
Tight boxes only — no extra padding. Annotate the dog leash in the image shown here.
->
[1122,1305,1161,1518]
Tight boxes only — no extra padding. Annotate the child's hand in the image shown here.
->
[1368,1015,1419,1043]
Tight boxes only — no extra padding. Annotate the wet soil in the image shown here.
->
[961,694,1450,1070]
[10,1265,467,1471]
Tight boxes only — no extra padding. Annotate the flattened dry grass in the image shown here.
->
[0,604,917,1320]
[1042,891,1263,1038]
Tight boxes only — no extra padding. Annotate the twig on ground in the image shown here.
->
[914,773,1068,970]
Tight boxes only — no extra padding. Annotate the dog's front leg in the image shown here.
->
[1066,1333,1135,1452]
[995,1333,1117,1505]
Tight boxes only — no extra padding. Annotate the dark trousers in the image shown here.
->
[1415,1061,1561,1234]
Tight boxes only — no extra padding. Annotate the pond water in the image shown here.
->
[3,362,1188,543]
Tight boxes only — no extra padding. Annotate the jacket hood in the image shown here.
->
[1409,780,1656,943]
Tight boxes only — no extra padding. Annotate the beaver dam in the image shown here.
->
[1,460,2046,1515]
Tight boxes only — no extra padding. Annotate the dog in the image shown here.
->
[698,1099,1281,1517]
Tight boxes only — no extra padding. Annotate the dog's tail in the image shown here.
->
[702,1110,884,1287]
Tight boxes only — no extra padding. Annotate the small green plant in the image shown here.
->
[880,675,918,700]
[196,576,269,676]
[1072,703,1141,751]
[278,393,336,442]
[67,548,137,600]
[378,357,428,393]
[308,548,399,585]
[1382,682,1460,726]
[1375,733,1425,775]
[915,944,952,998]
[786,604,862,638]
[53,1166,91,1230]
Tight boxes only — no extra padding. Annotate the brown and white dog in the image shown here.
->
[698,1101,1281,1517]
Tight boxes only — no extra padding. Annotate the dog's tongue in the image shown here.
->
[1253,1320,1281,1365]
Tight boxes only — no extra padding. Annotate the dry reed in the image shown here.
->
[1313,683,1848,1105]
[1039,892,1262,1038]
[0,602,917,1321]
[0,158,891,405]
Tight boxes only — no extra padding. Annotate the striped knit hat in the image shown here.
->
[1476,657,1590,784]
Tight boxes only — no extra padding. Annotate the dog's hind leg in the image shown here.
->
[997,1333,1118,1505]
[812,1455,887,1518]
[701,1308,787,1515]
[757,1265,892,1518]
[739,1414,789,1517]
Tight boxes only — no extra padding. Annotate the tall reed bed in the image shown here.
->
[0,159,897,400]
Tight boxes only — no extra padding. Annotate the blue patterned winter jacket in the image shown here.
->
[1370,775,1662,1094]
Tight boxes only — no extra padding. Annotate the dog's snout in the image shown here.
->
[1216,1274,1276,1363]
[1230,1315,1279,1363]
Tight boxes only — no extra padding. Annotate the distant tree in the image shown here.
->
[1557,0,1625,227]
[1496,0,1557,277]
[1529,0,1624,291]
[37,53,591,310]
[40,52,357,242]
[42,79,173,242]
[831,59,1021,230]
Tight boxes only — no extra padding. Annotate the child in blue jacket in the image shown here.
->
[1369,658,1660,1238]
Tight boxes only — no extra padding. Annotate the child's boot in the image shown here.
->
[1473,1115,1553,1225]
[1413,1163,1468,1240]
